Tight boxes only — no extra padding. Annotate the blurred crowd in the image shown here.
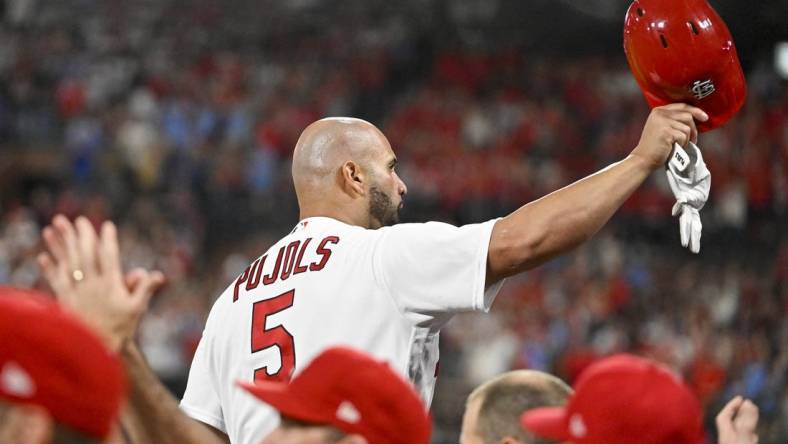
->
[0,0,786,443]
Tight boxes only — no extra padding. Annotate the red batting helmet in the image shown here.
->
[521,354,705,444]
[0,288,127,440]
[623,0,746,132]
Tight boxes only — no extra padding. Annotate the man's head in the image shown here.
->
[461,370,572,444]
[258,416,361,444]
[521,354,705,444]
[0,287,127,444]
[292,118,407,229]
[241,346,431,444]
[0,402,103,444]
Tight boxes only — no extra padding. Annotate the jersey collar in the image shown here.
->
[291,217,349,234]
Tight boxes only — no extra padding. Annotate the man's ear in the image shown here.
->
[337,434,369,444]
[0,405,53,444]
[339,161,366,197]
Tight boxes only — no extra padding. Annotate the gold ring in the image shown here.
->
[72,270,84,282]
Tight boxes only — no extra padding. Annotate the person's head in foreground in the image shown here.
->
[520,354,704,444]
[460,370,572,444]
[292,117,408,229]
[0,287,126,444]
[240,346,431,444]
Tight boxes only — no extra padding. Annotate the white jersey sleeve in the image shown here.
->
[372,219,504,327]
[180,325,225,432]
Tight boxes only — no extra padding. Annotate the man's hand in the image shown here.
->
[40,216,227,444]
[37,215,165,352]
[631,103,709,171]
[716,396,759,444]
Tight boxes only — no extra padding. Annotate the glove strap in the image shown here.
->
[668,142,691,173]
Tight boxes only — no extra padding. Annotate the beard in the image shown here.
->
[369,186,401,228]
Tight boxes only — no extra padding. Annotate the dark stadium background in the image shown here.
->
[0,0,785,442]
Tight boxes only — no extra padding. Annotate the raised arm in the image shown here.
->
[120,341,230,444]
[38,216,229,444]
[486,104,708,284]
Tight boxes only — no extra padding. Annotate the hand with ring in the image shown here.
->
[38,215,166,352]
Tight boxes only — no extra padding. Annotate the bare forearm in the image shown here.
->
[488,154,653,280]
[121,342,229,444]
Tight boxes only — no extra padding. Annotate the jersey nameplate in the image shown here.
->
[233,236,340,302]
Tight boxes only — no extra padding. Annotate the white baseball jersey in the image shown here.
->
[180,217,504,444]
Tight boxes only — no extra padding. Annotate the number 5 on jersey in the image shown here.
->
[251,290,296,382]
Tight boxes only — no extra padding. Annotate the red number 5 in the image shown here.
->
[251,290,295,382]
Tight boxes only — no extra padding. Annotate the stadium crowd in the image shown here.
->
[0,0,785,442]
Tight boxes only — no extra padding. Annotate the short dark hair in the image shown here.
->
[468,371,572,444]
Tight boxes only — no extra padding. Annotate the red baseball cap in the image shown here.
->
[0,287,127,439]
[624,0,746,132]
[240,346,431,444]
[520,354,704,444]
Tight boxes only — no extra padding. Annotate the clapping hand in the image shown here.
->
[37,215,165,352]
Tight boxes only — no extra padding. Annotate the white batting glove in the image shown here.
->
[665,142,711,253]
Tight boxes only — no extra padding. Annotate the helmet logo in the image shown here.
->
[690,79,715,100]
[569,413,587,437]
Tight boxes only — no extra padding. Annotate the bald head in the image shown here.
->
[461,371,572,444]
[291,117,407,229]
[292,117,389,191]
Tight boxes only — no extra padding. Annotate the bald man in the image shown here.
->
[461,371,572,444]
[44,105,707,444]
